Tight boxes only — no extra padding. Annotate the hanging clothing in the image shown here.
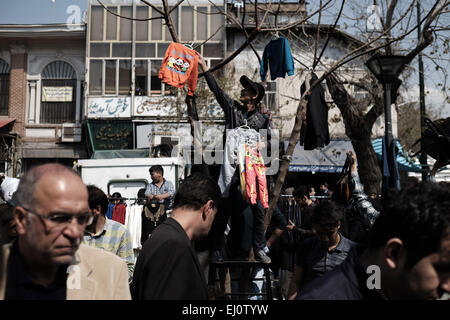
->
[141,203,167,245]
[237,142,247,200]
[300,72,330,150]
[112,203,126,225]
[260,36,295,81]
[125,202,143,250]
[244,144,269,209]
[218,127,260,197]
[158,42,199,96]
[106,203,115,220]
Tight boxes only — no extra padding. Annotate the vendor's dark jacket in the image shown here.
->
[204,71,269,132]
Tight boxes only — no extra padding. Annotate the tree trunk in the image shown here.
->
[350,137,382,195]
[326,73,382,195]
[264,98,307,231]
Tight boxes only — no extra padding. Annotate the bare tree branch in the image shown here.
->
[169,0,185,14]
[97,0,163,21]
[140,0,164,16]
[313,0,346,70]
[162,0,179,42]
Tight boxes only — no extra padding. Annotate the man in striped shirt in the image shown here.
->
[82,185,134,281]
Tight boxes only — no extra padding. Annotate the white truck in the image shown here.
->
[76,157,185,199]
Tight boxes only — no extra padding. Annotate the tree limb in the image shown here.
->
[162,0,179,42]
[140,0,164,16]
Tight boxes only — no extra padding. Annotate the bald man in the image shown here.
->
[0,163,131,300]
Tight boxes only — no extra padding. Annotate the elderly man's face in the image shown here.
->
[17,172,90,266]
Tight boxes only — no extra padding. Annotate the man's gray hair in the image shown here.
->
[13,163,80,210]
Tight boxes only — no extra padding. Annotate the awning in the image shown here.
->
[285,140,354,173]
[0,118,15,130]
[286,138,422,173]
[371,138,422,172]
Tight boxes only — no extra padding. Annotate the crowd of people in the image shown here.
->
[0,57,448,300]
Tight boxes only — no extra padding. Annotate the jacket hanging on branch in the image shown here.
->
[260,36,295,81]
[300,72,330,150]
[158,42,199,96]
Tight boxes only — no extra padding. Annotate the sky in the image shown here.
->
[0,0,88,24]
[308,0,450,118]
[0,0,448,118]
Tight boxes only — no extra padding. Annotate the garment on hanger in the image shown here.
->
[158,42,199,96]
[237,142,247,200]
[300,72,330,150]
[106,203,114,220]
[244,144,269,208]
[218,127,260,197]
[260,36,295,81]
[112,203,127,225]
[125,201,143,250]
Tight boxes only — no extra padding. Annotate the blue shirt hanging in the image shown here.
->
[260,36,295,81]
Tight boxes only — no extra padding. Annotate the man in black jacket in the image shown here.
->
[130,172,221,300]
[198,55,272,264]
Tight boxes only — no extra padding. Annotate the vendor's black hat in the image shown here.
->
[240,75,265,104]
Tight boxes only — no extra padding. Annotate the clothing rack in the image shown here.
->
[279,194,331,199]
[109,197,148,201]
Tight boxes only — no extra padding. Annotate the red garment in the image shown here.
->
[158,42,199,96]
[112,204,127,225]
[244,145,269,209]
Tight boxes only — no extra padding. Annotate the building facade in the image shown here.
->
[0,23,87,175]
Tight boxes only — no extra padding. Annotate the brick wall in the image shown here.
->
[8,48,27,138]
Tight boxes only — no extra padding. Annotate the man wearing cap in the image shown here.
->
[198,56,268,132]
[198,55,272,264]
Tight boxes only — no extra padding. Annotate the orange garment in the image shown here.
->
[244,145,269,209]
[158,42,199,96]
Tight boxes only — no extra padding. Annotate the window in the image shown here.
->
[210,6,224,41]
[150,60,163,94]
[90,6,103,41]
[112,43,131,57]
[181,6,194,41]
[119,6,132,41]
[106,6,117,40]
[89,60,102,95]
[118,60,131,95]
[40,61,77,124]
[136,6,149,41]
[135,60,148,96]
[105,60,116,95]
[0,59,10,115]
[151,7,163,40]
[88,4,225,98]
[196,7,208,41]
[90,59,132,96]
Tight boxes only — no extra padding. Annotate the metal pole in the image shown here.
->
[384,82,396,189]
[417,0,428,181]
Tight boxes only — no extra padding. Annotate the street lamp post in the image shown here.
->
[365,55,408,192]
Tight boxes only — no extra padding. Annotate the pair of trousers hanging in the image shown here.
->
[244,145,269,209]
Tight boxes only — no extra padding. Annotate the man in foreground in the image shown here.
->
[297,181,450,300]
[0,163,131,300]
[131,172,221,300]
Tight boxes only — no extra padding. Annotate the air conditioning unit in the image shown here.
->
[61,123,82,142]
